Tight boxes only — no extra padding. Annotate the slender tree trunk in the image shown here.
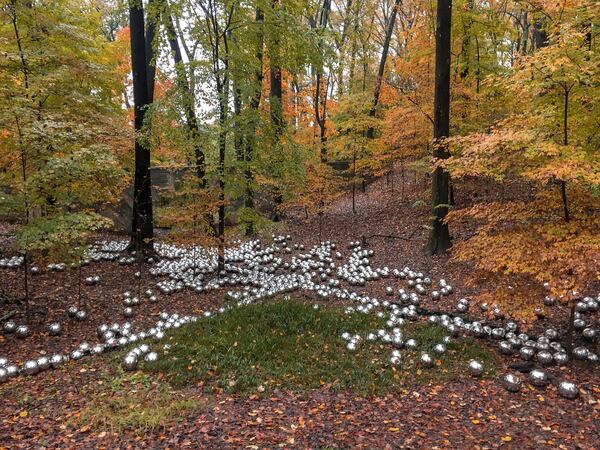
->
[165,10,206,186]
[561,84,570,222]
[424,0,452,256]
[352,148,356,214]
[335,0,353,97]
[270,0,285,221]
[129,0,154,253]
[366,0,401,138]
[459,0,473,79]
[145,0,158,103]
[10,2,31,318]
[217,89,227,271]
[314,0,331,161]
[244,8,264,235]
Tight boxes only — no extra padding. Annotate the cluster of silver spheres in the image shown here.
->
[1,235,596,402]
[2,321,30,339]
[0,255,24,268]
[0,310,209,384]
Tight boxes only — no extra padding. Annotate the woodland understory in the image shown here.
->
[1,172,599,449]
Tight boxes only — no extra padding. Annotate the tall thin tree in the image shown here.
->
[424,0,452,255]
[366,0,402,139]
[129,0,155,253]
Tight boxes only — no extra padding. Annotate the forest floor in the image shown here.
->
[1,171,599,449]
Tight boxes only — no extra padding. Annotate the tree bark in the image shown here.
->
[145,0,158,103]
[366,0,401,139]
[314,0,331,161]
[244,7,265,235]
[270,0,285,221]
[129,0,154,253]
[424,0,452,256]
[561,84,570,222]
[164,12,206,186]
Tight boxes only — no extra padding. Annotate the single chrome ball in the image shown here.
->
[5,365,18,378]
[582,328,597,341]
[50,354,65,368]
[557,380,579,400]
[419,352,434,368]
[48,322,62,336]
[122,355,137,371]
[503,373,522,392]
[536,350,554,365]
[144,352,158,363]
[433,343,446,355]
[23,360,39,376]
[405,339,418,350]
[553,352,569,365]
[499,341,513,355]
[123,307,134,318]
[70,350,84,360]
[75,310,87,321]
[67,306,78,318]
[37,356,50,371]
[529,369,549,387]
[573,347,589,360]
[3,321,16,334]
[15,325,30,339]
[468,360,484,377]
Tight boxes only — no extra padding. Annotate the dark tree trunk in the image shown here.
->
[424,0,452,256]
[217,91,227,271]
[459,0,473,78]
[366,0,401,139]
[129,0,154,253]
[244,7,265,235]
[532,20,548,50]
[561,84,570,222]
[270,0,285,221]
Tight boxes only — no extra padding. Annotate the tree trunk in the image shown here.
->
[561,84,570,222]
[366,0,401,139]
[270,0,285,221]
[459,0,473,79]
[145,0,158,103]
[244,8,264,235]
[129,0,154,253]
[424,0,452,256]
[165,11,206,186]
[314,0,331,161]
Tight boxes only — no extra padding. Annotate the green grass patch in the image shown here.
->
[144,299,496,395]
[76,371,203,434]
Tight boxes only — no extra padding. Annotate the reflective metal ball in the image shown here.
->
[503,373,522,392]
[468,359,484,377]
[144,352,158,363]
[23,360,39,376]
[3,321,16,333]
[48,322,62,336]
[519,347,535,361]
[122,355,137,371]
[529,369,549,387]
[536,350,554,365]
[15,325,30,339]
[419,352,434,368]
[557,381,579,399]
[553,352,569,365]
